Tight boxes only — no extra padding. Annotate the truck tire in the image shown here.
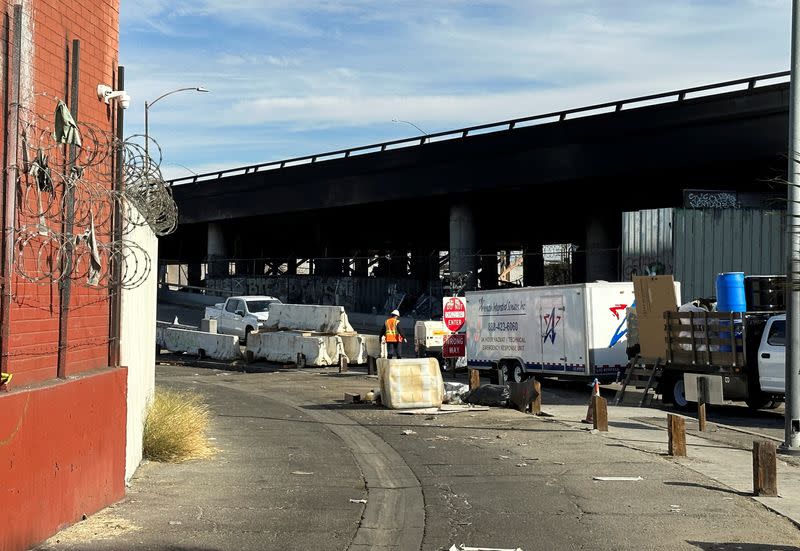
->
[765,400,783,410]
[243,326,254,346]
[668,377,690,410]
[510,362,526,383]
[745,392,771,411]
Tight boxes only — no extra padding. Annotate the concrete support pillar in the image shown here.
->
[523,244,544,287]
[478,251,498,289]
[286,258,298,275]
[584,215,619,282]
[449,204,477,289]
[207,222,228,278]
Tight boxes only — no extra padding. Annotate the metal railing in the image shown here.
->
[167,71,790,186]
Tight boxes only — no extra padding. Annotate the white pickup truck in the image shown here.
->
[204,295,282,344]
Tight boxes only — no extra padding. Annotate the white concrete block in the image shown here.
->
[200,318,217,333]
[246,331,343,366]
[377,357,444,409]
[264,304,355,334]
[163,327,241,360]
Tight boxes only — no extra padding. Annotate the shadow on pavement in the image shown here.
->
[664,480,750,497]
[687,542,799,550]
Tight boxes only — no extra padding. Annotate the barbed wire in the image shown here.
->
[7,99,179,290]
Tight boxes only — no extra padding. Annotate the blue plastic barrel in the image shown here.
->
[716,272,746,313]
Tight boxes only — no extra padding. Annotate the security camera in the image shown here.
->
[97,84,131,109]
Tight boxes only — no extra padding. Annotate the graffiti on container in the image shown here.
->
[685,191,739,209]
[623,256,672,279]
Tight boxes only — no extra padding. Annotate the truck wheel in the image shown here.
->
[243,326,254,346]
[511,363,526,383]
[745,393,771,411]
[670,378,690,410]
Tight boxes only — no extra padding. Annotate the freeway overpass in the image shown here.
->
[160,71,790,295]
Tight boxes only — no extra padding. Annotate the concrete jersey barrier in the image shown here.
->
[161,327,241,360]
[247,331,345,366]
[264,304,355,334]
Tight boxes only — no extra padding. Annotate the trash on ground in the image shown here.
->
[397,405,490,415]
[465,384,510,407]
[349,499,367,504]
[497,455,510,460]
[593,476,643,482]
[401,429,417,435]
[344,392,361,403]
[291,471,314,475]
[443,381,471,404]
[516,463,528,467]
[435,435,450,441]
[168,521,182,526]
[449,545,523,551]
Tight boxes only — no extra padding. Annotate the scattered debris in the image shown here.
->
[349,499,367,504]
[497,455,510,460]
[344,392,361,403]
[553,461,565,465]
[443,381,470,404]
[435,435,450,441]
[168,521,182,526]
[291,471,314,476]
[669,504,683,513]
[593,476,643,482]
[496,434,505,439]
[466,384,510,407]
[319,385,327,389]
[401,429,417,436]
[397,405,490,415]
[449,545,523,551]
[516,463,528,467]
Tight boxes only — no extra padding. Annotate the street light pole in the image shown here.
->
[392,118,429,143]
[784,0,800,456]
[144,86,209,167]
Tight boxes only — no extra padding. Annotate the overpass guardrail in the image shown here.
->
[167,71,790,186]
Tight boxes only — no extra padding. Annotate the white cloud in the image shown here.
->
[121,0,792,169]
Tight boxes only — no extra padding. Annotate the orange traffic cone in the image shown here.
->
[581,378,601,424]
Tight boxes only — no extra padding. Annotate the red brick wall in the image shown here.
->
[0,2,126,550]
[2,0,120,385]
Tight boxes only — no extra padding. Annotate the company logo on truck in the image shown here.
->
[542,307,562,344]
[608,302,632,348]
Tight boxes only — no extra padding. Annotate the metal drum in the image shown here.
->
[744,275,786,312]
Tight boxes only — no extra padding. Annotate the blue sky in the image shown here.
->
[120,1,791,180]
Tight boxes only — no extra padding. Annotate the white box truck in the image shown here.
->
[465,283,645,383]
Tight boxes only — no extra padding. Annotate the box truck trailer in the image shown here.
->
[465,282,667,383]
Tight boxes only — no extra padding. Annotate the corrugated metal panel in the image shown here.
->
[673,209,786,300]
[621,208,673,280]
[624,208,786,302]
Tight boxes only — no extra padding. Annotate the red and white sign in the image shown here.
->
[442,296,466,332]
[443,333,466,358]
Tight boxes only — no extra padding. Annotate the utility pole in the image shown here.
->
[784,0,800,455]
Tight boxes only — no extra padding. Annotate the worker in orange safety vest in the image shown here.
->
[380,309,404,359]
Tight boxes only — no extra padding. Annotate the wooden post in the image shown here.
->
[532,378,542,415]
[297,353,306,369]
[592,396,608,432]
[752,440,778,497]
[469,368,480,391]
[668,414,687,457]
[697,377,709,432]
[367,356,376,376]
[339,355,349,373]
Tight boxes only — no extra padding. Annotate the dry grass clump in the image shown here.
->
[143,389,215,462]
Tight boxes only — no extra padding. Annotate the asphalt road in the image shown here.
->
[40,364,800,551]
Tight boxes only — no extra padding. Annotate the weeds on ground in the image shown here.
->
[143,389,215,462]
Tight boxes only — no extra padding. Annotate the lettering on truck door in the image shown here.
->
[540,295,566,371]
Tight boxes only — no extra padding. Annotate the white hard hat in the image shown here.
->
[391,309,400,316]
